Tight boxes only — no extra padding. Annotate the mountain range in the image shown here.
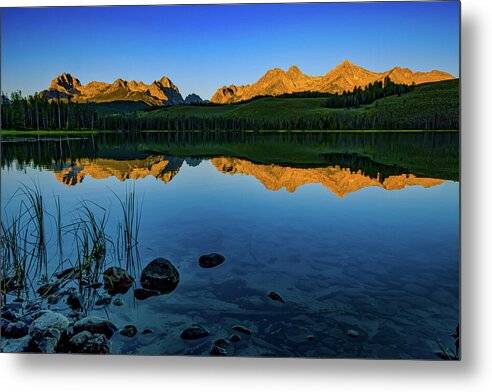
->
[42,73,189,105]
[42,60,454,106]
[211,60,454,103]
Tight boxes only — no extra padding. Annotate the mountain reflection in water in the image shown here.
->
[51,155,445,197]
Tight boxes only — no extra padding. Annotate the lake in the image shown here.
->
[0,131,460,358]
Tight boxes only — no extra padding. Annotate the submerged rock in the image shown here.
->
[232,325,252,335]
[120,325,138,337]
[68,331,111,354]
[210,338,229,356]
[214,338,229,347]
[1,320,29,338]
[180,324,209,340]
[103,267,134,295]
[198,253,225,268]
[141,328,153,335]
[28,310,70,353]
[140,258,179,294]
[73,316,117,338]
[267,291,285,303]
[134,288,160,300]
[228,334,241,343]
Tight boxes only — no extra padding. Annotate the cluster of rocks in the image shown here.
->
[1,307,117,354]
[2,251,291,356]
[1,256,185,354]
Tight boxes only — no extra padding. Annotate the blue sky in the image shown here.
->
[1,2,459,99]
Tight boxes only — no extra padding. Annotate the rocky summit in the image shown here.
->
[42,73,184,105]
[211,60,454,104]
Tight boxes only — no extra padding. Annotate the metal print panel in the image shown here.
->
[0,1,460,359]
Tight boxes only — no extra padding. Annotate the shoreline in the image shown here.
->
[0,129,460,137]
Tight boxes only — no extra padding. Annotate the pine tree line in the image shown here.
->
[1,91,98,130]
[324,77,415,108]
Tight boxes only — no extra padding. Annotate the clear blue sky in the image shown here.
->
[1,2,459,99]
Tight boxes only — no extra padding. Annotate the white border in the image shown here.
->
[2,1,492,391]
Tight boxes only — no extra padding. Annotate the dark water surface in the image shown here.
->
[1,131,459,358]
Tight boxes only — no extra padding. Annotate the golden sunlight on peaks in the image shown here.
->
[211,60,454,104]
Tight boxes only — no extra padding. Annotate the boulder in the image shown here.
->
[103,267,134,295]
[28,310,70,353]
[180,324,209,340]
[198,253,225,268]
[228,334,241,343]
[119,325,138,337]
[1,320,29,338]
[140,258,179,294]
[73,316,117,338]
[267,291,285,303]
[68,331,111,354]
[210,338,229,356]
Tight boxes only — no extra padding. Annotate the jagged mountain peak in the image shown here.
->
[338,59,354,67]
[49,73,82,94]
[156,75,176,89]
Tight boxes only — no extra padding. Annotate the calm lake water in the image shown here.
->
[0,131,459,358]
